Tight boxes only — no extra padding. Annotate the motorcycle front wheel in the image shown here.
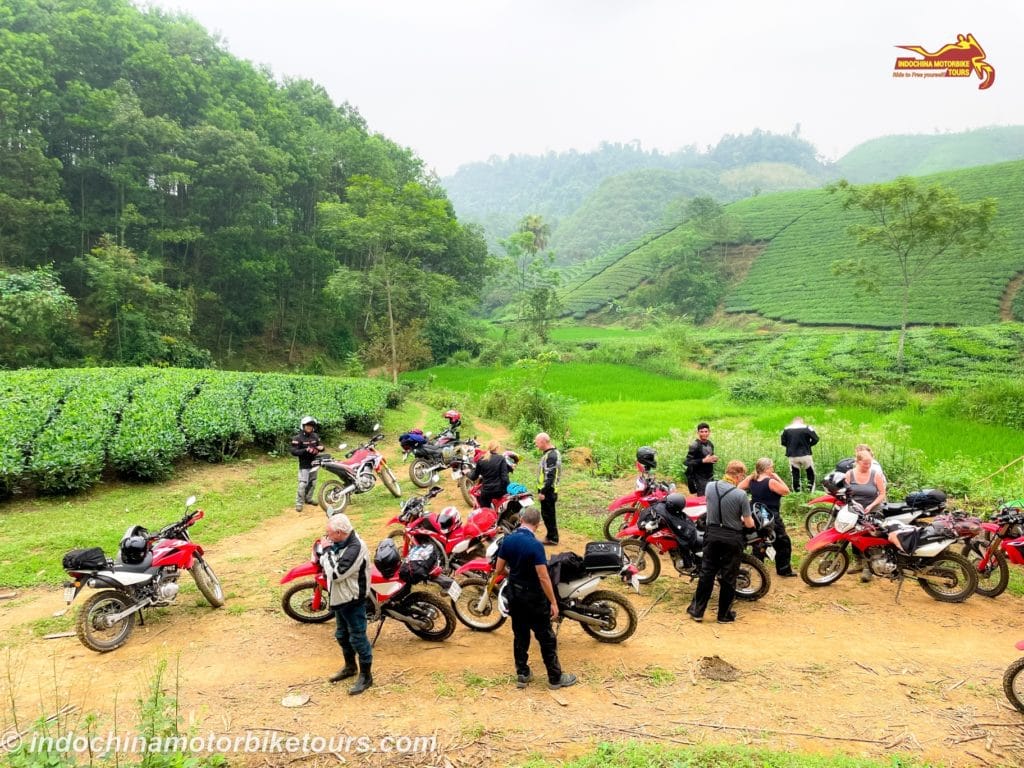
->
[803,506,836,538]
[962,540,1010,598]
[458,476,474,507]
[734,554,771,601]
[281,580,332,623]
[619,538,661,584]
[318,480,350,514]
[602,507,637,541]
[451,577,505,632]
[190,555,225,608]
[916,552,977,603]
[380,466,402,497]
[579,590,638,644]
[409,459,436,488]
[1003,657,1024,714]
[799,546,849,586]
[75,590,136,652]
[403,591,457,641]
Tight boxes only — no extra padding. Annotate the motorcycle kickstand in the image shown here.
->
[893,576,904,604]
[370,618,385,647]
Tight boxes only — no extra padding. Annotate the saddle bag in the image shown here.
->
[62,547,109,571]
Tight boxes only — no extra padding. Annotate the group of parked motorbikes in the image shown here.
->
[58,414,1024,715]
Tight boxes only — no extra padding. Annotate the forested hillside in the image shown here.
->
[0,0,487,371]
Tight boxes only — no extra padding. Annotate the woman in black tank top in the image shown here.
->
[738,458,796,577]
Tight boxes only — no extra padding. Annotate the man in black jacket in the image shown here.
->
[534,432,562,545]
[683,423,717,495]
[290,416,324,511]
[781,417,820,492]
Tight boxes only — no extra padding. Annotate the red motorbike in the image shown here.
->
[468,482,535,532]
[61,495,224,653]
[384,485,445,548]
[960,504,1024,598]
[616,508,771,600]
[799,506,977,602]
[315,424,401,514]
[1005,640,1024,713]
[279,539,459,642]
[602,466,689,540]
[401,503,500,572]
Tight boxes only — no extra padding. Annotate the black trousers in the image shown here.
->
[477,490,502,510]
[753,510,794,575]
[687,472,713,495]
[790,465,815,492]
[540,488,559,542]
[509,587,561,683]
[689,527,743,620]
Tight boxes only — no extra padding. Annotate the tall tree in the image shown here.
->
[830,177,997,366]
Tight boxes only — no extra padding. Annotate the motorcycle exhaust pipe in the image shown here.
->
[560,609,608,628]
[103,597,154,625]
[381,607,429,631]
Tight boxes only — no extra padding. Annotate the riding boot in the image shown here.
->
[348,662,373,695]
[328,652,357,683]
[791,466,801,493]
[806,467,816,493]
[860,562,873,583]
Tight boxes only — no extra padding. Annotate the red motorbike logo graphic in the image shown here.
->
[893,33,995,90]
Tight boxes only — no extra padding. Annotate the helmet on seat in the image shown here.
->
[443,409,462,426]
[822,470,847,494]
[119,533,149,565]
[436,506,462,534]
[636,446,657,471]
[664,492,688,515]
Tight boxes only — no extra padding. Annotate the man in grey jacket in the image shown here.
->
[319,513,373,695]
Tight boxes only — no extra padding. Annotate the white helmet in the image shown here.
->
[300,415,318,429]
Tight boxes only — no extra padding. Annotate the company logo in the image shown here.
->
[893,33,995,89]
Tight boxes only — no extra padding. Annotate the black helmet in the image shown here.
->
[120,535,149,565]
[664,492,688,514]
[373,539,401,578]
[636,446,657,470]
[822,470,847,494]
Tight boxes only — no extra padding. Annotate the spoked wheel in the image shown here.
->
[1003,657,1024,714]
[381,466,401,497]
[281,580,332,623]
[799,546,850,587]
[386,527,410,556]
[403,591,457,641]
[318,480,350,514]
[734,554,771,601]
[579,590,638,643]
[409,459,436,488]
[602,507,638,541]
[75,590,136,653]
[963,540,1010,598]
[803,506,836,538]
[916,552,977,603]
[190,555,225,607]
[458,477,474,507]
[451,577,505,632]
[619,538,661,584]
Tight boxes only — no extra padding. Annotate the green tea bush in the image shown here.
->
[0,371,70,495]
[338,378,396,431]
[180,372,256,461]
[940,379,1024,430]
[247,373,300,448]
[291,374,347,432]
[109,368,203,480]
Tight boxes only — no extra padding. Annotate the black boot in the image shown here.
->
[328,652,357,683]
[348,662,373,695]
[806,467,816,493]
[791,467,801,493]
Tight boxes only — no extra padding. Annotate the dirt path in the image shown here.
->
[3,417,1024,767]
[1000,271,1024,321]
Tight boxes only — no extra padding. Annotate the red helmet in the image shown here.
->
[436,506,462,534]
[443,409,462,425]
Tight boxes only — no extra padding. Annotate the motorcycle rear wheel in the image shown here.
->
[190,555,225,608]
[381,467,402,497]
[281,580,333,623]
[619,538,661,584]
[803,506,836,538]
[579,590,638,643]
[75,590,136,653]
[409,459,435,488]
[962,540,1010,598]
[457,476,474,507]
[1003,657,1024,714]
[602,507,637,541]
[916,552,977,603]
[734,554,771,601]
[451,577,505,632]
[799,546,849,586]
[318,480,350,514]
[403,591,456,641]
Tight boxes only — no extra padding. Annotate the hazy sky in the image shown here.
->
[146,0,1024,176]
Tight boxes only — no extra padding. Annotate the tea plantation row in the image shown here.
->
[0,368,396,496]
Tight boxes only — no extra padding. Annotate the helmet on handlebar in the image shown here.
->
[300,415,319,430]
[664,492,688,515]
[822,470,847,494]
[443,409,462,426]
[436,506,462,534]
[636,446,657,471]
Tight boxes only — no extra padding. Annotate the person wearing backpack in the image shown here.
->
[686,460,756,624]
[738,458,796,577]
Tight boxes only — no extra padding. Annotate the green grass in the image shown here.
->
[547,326,649,343]
[403,363,719,403]
[517,742,940,768]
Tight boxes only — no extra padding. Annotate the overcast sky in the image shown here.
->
[145,0,1024,176]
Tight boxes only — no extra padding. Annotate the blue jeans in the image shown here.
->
[333,600,372,666]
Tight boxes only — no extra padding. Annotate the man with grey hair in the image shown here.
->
[319,513,373,694]
[533,432,562,545]
[493,506,576,690]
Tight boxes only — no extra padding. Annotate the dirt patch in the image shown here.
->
[1000,271,1024,322]
[3,424,1024,767]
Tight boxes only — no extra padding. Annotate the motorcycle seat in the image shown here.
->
[879,502,910,516]
[417,444,444,459]
[112,553,154,572]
